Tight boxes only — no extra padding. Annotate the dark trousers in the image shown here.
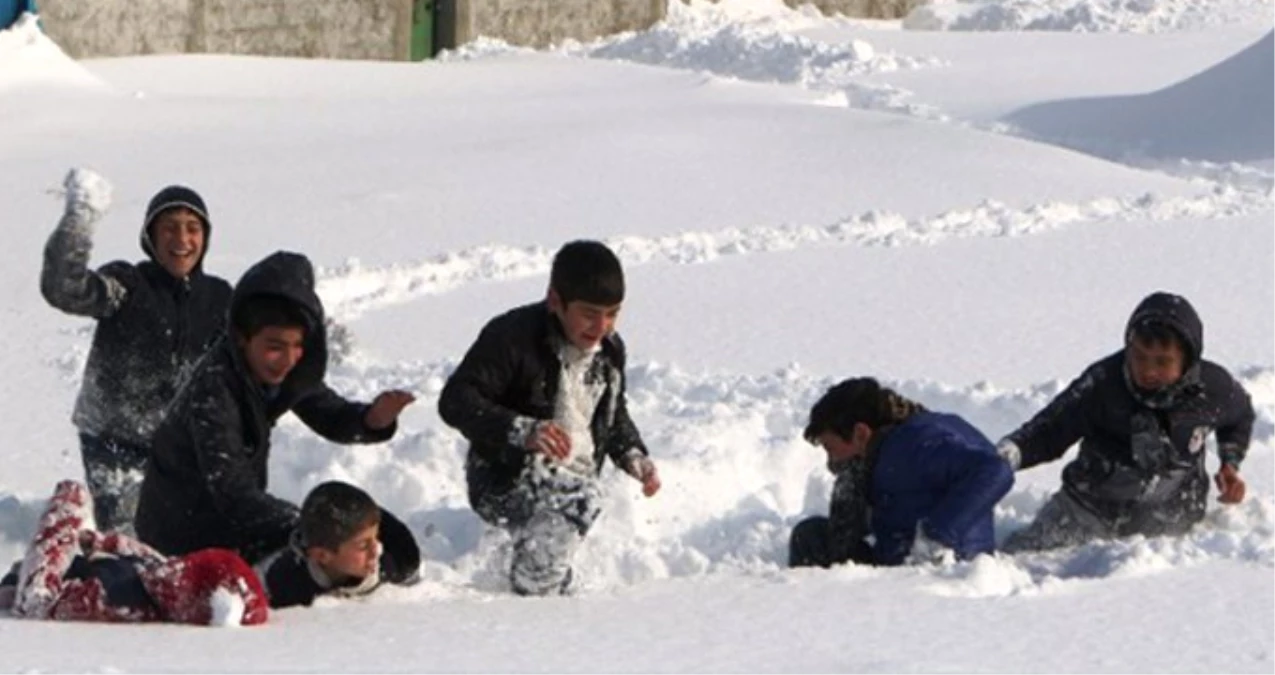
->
[789,516,874,568]
[472,463,601,596]
[79,434,149,533]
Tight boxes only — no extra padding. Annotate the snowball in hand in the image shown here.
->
[62,167,114,215]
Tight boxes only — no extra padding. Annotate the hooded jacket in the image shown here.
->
[1007,292,1254,532]
[40,187,231,447]
[135,252,395,562]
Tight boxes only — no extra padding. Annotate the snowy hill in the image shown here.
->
[0,1,1271,671]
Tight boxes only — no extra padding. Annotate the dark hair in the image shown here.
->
[550,240,625,306]
[1128,319,1186,351]
[300,481,381,551]
[803,377,904,443]
[233,294,312,340]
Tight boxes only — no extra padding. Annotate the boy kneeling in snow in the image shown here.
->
[255,481,420,609]
[135,251,416,564]
[790,378,1013,568]
[0,480,267,626]
[438,240,660,596]
[998,292,1255,552]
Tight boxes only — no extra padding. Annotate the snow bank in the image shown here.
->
[0,14,106,92]
[904,0,1274,32]
[1005,32,1275,163]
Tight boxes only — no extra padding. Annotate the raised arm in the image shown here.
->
[40,169,130,319]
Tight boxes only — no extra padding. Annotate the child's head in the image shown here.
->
[1126,319,1188,392]
[1124,292,1202,393]
[233,295,311,386]
[547,240,625,351]
[804,378,925,466]
[143,186,209,280]
[300,481,382,582]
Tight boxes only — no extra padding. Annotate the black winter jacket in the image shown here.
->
[438,301,648,505]
[41,203,231,446]
[1008,293,1254,532]
[135,252,394,562]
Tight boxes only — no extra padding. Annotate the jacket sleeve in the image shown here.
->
[601,338,649,469]
[39,205,130,319]
[1214,372,1255,468]
[1007,363,1104,470]
[919,436,1015,548]
[185,377,299,542]
[827,458,872,564]
[437,319,538,465]
[291,384,395,444]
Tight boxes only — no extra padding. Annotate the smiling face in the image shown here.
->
[237,325,306,387]
[548,290,621,352]
[149,207,206,279]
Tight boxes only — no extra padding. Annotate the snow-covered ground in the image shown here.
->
[0,0,1271,670]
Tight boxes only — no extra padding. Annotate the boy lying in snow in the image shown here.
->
[254,481,420,609]
[0,480,267,626]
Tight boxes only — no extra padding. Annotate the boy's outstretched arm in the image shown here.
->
[292,385,410,444]
[40,169,130,319]
[1001,363,1102,470]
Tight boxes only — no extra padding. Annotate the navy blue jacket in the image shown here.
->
[869,412,1013,565]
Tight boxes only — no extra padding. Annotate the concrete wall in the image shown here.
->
[790,0,925,19]
[442,0,667,50]
[39,0,412,60]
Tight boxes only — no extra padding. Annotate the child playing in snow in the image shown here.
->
[0,480,268,626]
[41,168,232,533]
[790,377,1013,568]
[134,250,416,564]
[254,481,420,609]
[998,292,1255,552]
[438,240,660,596]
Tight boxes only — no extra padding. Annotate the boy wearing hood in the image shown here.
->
[134,251,415,563]
[41,169,232,532]
[999,292,1255,552]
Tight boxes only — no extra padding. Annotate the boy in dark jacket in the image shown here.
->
[0,480,268,627]
[438,240,660,596]
[790,378,1013,568]
[135,251,415,563]
[999,292,1254,552]
[255,481,421,609]
[41,168,232,532]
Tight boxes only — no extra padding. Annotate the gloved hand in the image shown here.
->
[62,167,113,217]
[996,439,1021,470]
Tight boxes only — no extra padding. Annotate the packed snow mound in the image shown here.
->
[1003,32,1275,163]
[574,0,940,86]
[904,0,1274,32]
[0,14,106,92]
[445,0,941,89]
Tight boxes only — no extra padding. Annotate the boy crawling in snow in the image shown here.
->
[254,481,420,609]
[438,240,660,596]
[998,292,1255,552]
[789,378,1013,568]
[0,480,267,626]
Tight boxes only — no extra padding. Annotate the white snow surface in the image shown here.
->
[0,3,1272,671]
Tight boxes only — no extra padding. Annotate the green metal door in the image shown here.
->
[410,0,435,60]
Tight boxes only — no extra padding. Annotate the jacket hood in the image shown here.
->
[1125,291,1203,363]
[140,185,212,274]
[230,251,328,394]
